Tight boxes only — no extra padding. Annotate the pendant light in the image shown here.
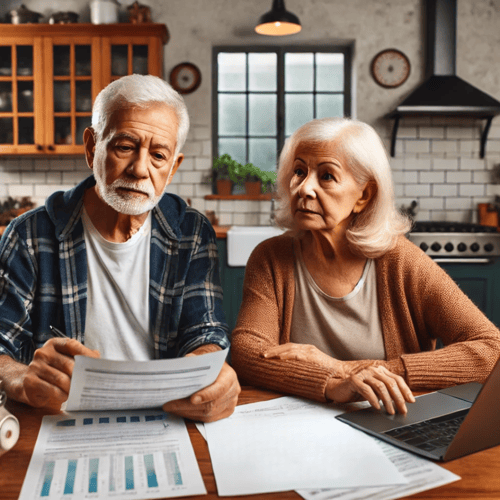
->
[255,0,302,36]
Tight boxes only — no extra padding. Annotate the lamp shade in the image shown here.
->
[255,0,301,36]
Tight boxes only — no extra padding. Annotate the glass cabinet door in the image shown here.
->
[45,38,97,152]
[102,36,160,85]
[0,41,40,153]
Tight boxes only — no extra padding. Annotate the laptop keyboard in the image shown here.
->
[383,409,469,452]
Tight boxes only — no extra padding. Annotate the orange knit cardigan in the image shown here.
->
[231,234,500,402]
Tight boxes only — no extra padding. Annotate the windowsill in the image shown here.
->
[204,194,273,201]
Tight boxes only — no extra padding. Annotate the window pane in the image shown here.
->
[18,117,34,144]
[316,53,344,91]
[53,82,71,112]
[218,53,246,91]
[55,117,72,144]
[249,139,277,172]
[218,94,246,136]
[75,81,92,112]
[218,138,246,165]
[249,53,276,91]
[0,46,12,76]
[111,45,128,76]
[0,82,12,112]
[285,94,313,136]
[17,45,33,76]
[316,94,344,119]
[75,45,91,76]
[132,45,148,74]
[0,118,13,144]
[53,46,70,76]
[249,94,276,136]
[285,53,313,91]
[76,116,91,145]
[18,81,33,113]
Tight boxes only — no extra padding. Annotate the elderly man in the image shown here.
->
[0,75,240,422]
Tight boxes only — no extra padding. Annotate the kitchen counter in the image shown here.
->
[213,225,230,239]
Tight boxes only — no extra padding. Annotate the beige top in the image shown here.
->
[290,240,385,361]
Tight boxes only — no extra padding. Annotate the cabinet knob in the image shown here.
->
[47,145,55,151]
[36,144,43,151]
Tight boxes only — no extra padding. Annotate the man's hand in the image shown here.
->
[326,365,415,415]
[162,346,241,423]
[23,338,100,410]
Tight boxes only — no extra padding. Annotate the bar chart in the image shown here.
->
[21,410,206,500]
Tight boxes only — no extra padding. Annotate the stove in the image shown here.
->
[408,222,500,263]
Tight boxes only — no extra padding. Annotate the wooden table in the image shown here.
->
[1,387,500,499]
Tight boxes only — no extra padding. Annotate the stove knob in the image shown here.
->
[431,242,442,252]
[444,243,454,252]
[457,243,467,252]
[484,243,495,252]
[470,243,480,252]
[419,242,429,252]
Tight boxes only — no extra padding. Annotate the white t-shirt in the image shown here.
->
[82,208,154,360]
[290,239,386,361]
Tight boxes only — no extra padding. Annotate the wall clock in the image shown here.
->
[169,62,202,94]
[371,49,411,88]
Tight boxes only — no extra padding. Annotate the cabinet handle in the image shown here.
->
[36,145,43,151]
[47,145,55,151]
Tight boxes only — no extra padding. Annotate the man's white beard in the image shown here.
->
[93,150,164,216]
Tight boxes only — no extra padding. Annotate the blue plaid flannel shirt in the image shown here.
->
[0,175,229,363]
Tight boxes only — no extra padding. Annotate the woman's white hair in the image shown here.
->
[91,74,189,156]
[275,117,411,258]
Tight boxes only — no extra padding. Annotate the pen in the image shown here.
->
[49,325,67,338]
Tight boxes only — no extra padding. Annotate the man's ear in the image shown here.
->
[353,181,377,214]
[83,127,96,171]
[165,153,184,186]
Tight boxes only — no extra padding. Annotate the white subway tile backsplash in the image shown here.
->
[405,140,431,154]
[181,171,204,184]
[194,158,211,170]
[49,159,75,171]
[433,158,459,170]
[178,184,195,197]
[459,184,485,196]
[431,140,458,154]
[460,158,485,170]
[486,184,500,196]
[446,171,472,183]
[472,171,490,184]
[419,171,445,183]
[446,127,474,139]
[62,172,88,184]
[21,172,45,184]
[404,158,432,171]
[445,197,472,210]
[218,213,232,225]
[432,184,458,197]
[0,172,21,183]
[419,197,445,210]
[419,127,445,139]
[34,184,72,198]
[397,127,418,138]
[202,140,212,156]
[405,184,431,197]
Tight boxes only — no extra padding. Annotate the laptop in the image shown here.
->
[337,357,500,461]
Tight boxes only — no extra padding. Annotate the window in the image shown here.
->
[213,46,352,173]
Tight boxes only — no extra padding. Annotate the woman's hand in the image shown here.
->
[326,365,415,415]
[263,343,347,378]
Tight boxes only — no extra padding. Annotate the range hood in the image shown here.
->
[388,0,500,157]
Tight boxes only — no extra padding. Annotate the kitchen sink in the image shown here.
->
[226,225,285,267]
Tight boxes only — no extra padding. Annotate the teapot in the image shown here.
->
[8,4,43,24]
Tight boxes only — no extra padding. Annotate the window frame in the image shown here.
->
[212,44,353,170]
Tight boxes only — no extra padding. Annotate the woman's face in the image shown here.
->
[289,140,370,233]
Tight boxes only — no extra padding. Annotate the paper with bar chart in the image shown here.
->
[19,410,206,500]
[65,347,228,411]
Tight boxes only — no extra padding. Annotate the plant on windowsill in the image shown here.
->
[210,154,241,196]
[236,163,278,196]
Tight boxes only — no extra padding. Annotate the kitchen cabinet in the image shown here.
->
[217,238,500,334]
[0,23,168,155]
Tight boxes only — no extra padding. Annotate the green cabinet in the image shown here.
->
[217,238,500,332]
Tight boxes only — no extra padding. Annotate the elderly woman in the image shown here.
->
[231,117,500,415]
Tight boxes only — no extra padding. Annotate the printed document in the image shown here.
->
[297,437,460,500]
[65,348,228,411]
[19,410,206,500]
[204,397,408,496]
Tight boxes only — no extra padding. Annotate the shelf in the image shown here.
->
[205,194,273,201]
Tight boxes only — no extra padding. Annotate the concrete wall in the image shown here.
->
[1,0,500,224]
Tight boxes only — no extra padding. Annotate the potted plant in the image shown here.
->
[212,154,240,196]
[236,163,277,196]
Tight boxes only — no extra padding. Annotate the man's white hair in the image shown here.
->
[91,74,189,156]
[274,117,411,258]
